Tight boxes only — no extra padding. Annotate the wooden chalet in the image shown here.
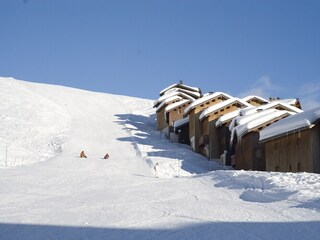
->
[214,109,241,165]
[231,110,294,171]
[159,82,202,98]
[242,95,269,106]
[155,92,194,131]
[165,99,192,140]
[184,92,233,153]
[173,116,190,144]
[270,98,302,110]
[154,82,201,132]
[198,98,252,159]
[238,100,303,117]
[260,107,320,173]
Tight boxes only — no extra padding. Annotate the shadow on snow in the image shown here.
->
[114,113,222,175]
[1,221,319,240]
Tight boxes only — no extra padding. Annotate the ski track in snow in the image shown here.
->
[0,77,319,240]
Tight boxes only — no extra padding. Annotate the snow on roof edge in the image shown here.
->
[184,91,233,115]
[259,107,320,142]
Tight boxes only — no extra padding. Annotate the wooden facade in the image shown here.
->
[199,99,250,159]
[263,122,320,173]
[185,93,231,152]
[156,97,182,131]
[233,112,292,171]
[234,132,266,171]
[243,96,269,107]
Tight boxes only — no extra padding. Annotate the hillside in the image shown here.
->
[0,77,319,240]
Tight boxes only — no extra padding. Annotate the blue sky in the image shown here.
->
[1,0,320,109]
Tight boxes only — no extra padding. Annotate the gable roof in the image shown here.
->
[259,107,320,142]
[231,110,295,143]
[242,95,269,104]
[215,109,241,127]
[163,88,202,99]
[239,100,303,116]
[154,91,195,108]
[199,98,252,121]
[184,92,233,115]
[165,99,191,112]
[229,108,280,132]
[159,83,201,96]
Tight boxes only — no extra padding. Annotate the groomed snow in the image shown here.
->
[0,77,319,240]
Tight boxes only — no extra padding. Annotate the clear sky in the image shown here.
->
[1,0,320,109]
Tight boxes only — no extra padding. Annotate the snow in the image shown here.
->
[173,116,189,129]
[154,91,194,109]
[184,91,233,115]
[239,100,303,116]
[215,109,241,127]
[163,87,202,99]
[232,110,294,140]
[199,98,252,121]
[0,77,320,240]
[242,95,269,104]
[260,106,320,141]
[159,83,201,96]
[165,99,191,112]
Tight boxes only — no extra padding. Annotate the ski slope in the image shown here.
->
[0,77,319,240]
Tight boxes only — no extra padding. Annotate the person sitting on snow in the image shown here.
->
[80,151,87,158]
[104,153,109,159]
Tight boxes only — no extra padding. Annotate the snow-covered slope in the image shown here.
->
[0,77,319,240]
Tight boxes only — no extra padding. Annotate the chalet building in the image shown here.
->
[154,82,201,132]
[260,107,320,173]
[184,92,233,153]
[242,95,269,106]
[269,98,302,110]
[155,92,195,131]
[155,93,189,131]
[198,98,252,160]
[231,110,294,171]
[165,99,192,140]
[158,82,202,98]
[238,100,303,117]
[173,117,190,144]
[214,109,241,165]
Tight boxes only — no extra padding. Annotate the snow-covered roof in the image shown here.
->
[173,116,189,130]
[242,95,269,104]
[163,88,202,99]
[154,91,195,108]
[229,108,280,132]
[159,83,201,96]
[275,98,299,106]
[239,100,302,116]
[259,107,320,142]
[199,98,252,121]
[165,99,191,112]
[156,96,182,112]
[215,109,241,127]
[231,110,295,143]
[184,92,233,115]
